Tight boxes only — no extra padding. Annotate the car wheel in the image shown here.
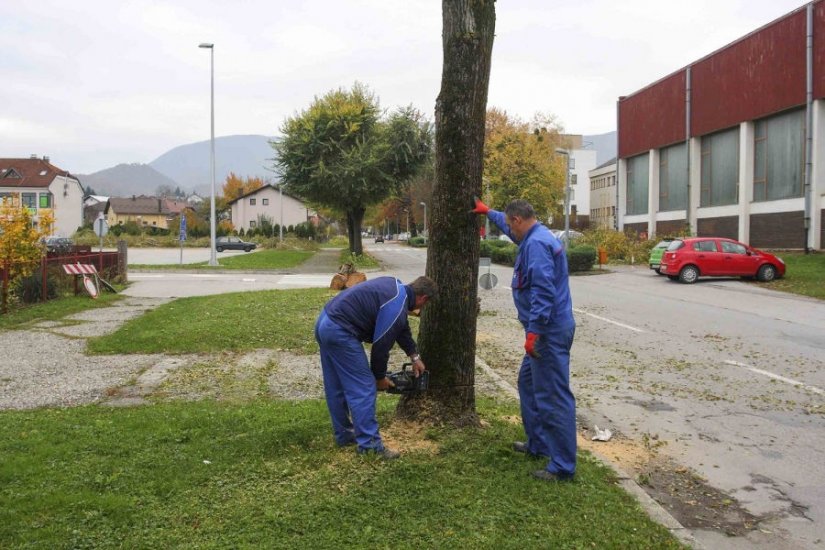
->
[654,268,662,275]
[216,247,224,252]
[757,264,776,282]
[244,247,251,252]
[679,265,699,284]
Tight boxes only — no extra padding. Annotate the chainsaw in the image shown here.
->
[386,362,430,395]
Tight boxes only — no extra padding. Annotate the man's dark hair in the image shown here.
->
[409,276,438,300]
[504,200,536,220]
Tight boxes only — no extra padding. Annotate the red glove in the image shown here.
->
[524,332,540,358]
[471,196,489,215]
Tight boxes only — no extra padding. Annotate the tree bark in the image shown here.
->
[346,207,365,256]
[396,0,495,425]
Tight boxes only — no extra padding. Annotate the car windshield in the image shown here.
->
[654,241,670,249]
[666,240,684,251]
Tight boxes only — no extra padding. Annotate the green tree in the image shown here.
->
[273,83,432,255]
[397,0,496,423]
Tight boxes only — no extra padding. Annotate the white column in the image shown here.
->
[811,99,824,250]
[648,149,660,237]
[688,137,701,235]
[738,121,755,244]
[617,158,627,230]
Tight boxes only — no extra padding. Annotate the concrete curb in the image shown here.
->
[475,355,702,549]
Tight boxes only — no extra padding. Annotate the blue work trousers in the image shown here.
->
[314,311,384,452]
[518,322,577,477]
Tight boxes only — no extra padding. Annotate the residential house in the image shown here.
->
[106,196,177,229]
[227,184,311,232]
[83,195,109,226]
[0,156,84,237]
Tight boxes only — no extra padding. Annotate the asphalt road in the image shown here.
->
[124,243,825,548]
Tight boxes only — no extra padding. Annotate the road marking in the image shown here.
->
[129,274,164,278]
[573,308,646,333]
[724,360,824,396]
[277,275,333,287]
[242,278,256,282]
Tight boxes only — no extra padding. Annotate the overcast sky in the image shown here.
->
[0,0,810,174]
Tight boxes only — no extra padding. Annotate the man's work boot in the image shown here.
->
[512,441,530,454]
[358,447,400,460]
[531,469,574,482]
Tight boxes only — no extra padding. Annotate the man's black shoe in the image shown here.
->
[531,469,574,482]
[513,441,549,458]
[358,447,400,460]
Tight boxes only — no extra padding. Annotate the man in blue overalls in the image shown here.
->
[473,198,577,481]
[315,276,438,459]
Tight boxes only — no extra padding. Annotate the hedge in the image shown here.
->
[567,245,596,272]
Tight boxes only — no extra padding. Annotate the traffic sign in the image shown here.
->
[94,213,109,237]
[179,215,187,241]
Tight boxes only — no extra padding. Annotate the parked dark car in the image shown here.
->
[44,237,74,255]
[215,236,256,252]
[374,235,385,243]
[660,237,785,284]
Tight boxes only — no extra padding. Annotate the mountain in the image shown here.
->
[77,163,179,197]
[583,131,617,165]
[150,135,276,195]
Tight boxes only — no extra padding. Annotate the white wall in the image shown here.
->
[570,148,597,218]
[47,176,84,236]
[230,186,310,231]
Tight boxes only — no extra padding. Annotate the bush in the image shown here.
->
[408,236,427,247]
[567,245,597,273]
[14,273,58,303]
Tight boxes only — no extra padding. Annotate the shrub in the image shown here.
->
[567,245,596,272]
[14,273,58,303]
[408,236,427,247]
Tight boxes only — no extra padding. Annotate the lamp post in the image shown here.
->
[555,148,571,249]
[279,184,284,242]
[419,201,427,239]
[199,42,218,266]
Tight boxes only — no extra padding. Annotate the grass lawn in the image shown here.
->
[339,248,380,269]
[0,292,124,331]
[763,252,825,300]
[0,398,682,549]
[87,288,335,355]
[131,249,314,271]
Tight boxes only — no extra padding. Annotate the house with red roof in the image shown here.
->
[0,155,84,237]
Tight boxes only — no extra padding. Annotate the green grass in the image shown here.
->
[87,288,334,355]
[0,398,682,549]
[764,252,825,300]
[0,292,124,331]
[131,249,314,270]
[339,248,380,269]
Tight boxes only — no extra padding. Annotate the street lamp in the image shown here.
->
[555,148,572,249]
[199,42,218,266]
[419,201,427,239]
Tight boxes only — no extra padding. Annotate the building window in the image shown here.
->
[262,198,269,205]
[39,193,52,208]
[626,153,649,216]
[22,192,37,209]
[250,220,257,228]
[701,127,739,207]
[250,198,256,205]
[754,108,805,202]
[0,192,17,206]
[659,143,687,212]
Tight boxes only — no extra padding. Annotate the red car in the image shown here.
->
[659,237,785,284]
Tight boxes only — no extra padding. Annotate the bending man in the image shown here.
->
[314,276,438,459]
[473,198,577,481]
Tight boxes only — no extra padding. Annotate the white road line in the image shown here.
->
[129,274,164,278]
[242,278,257,282]
[724,360,825,396]
[573,308,646,333]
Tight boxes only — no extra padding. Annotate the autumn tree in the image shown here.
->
[0,201,54,290]
[484,108,566,222]
[397,0,496,423]
[222,173,264,201]
[273,83,432,255]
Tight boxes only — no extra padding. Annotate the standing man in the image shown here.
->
[472,198,577,481]
[314,276,438,459]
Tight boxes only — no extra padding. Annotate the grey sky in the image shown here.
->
[0,0,809,174]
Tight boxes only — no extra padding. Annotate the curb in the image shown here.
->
[475,356,702,549]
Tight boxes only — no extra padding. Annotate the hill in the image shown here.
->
[150,135,276,195]
[77,163,179,197]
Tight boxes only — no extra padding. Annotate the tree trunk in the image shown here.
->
[396,0,495,425]
[346,207,365,256]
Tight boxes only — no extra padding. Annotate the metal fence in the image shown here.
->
[1,246,125,314]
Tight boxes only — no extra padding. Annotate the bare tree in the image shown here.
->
[397,0,495,424]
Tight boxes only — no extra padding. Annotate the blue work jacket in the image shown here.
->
[488,210,575,333]
[324,276,417,379]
